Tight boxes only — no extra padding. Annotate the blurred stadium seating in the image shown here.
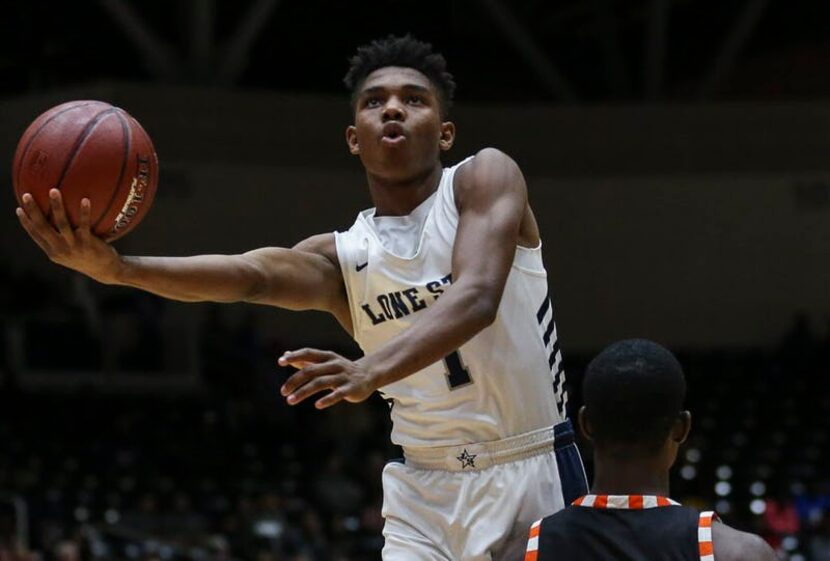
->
[0,281,827,560]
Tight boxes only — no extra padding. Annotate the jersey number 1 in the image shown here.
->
[443,350,472,389]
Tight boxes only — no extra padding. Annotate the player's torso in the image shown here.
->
[335,157,567,448]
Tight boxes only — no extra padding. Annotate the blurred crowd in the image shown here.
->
[0,387,391,561]
[0,264,828,560]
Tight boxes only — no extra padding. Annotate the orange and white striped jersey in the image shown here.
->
[526,494,720,561]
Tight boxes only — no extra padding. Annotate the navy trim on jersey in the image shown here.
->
[536,289,568,417]
[553,420,589,505]
[536,288,551,323]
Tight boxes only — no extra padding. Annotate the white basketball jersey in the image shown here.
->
[335,156,567,448]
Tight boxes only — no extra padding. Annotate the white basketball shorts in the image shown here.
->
[381,420,587,561]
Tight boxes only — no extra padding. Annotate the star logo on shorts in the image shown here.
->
[457,449,477,469]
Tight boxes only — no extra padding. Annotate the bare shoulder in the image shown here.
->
[293,233,339,267]
[456,147,522,185]
[713,521,779,561]
[454,147,526,206]
[470,146,517,167]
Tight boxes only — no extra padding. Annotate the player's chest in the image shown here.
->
[352,237,453,330]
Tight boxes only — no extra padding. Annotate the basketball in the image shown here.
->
[12,100,158,241]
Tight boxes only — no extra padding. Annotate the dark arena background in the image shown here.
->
[1,1,829,560]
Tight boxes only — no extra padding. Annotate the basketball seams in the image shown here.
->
[92,108,132,232]
[53,107,119,194]
[14,100,157,240]
[13,101,104,197]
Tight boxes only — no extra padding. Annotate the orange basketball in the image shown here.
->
[12,100,159,241]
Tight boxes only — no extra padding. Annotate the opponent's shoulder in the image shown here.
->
[526,508,581,559]
[712,520,779,561]
[532,506,580,536]
[454,147,526,207]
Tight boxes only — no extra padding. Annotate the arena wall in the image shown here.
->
[2,85,827,351]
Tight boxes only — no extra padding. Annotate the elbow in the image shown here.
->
[244,269,269,303]
[478,299,500,327]
[466,288,500,329]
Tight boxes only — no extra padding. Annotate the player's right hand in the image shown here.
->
[16,188,123,284]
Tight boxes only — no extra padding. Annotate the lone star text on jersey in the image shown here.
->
[361,273,452,326]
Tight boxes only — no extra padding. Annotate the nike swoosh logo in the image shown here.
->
[356,262,368,272]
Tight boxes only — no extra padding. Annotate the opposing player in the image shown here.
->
[16,35,586,560]
[525,339,779,561]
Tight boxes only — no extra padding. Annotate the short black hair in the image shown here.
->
[582,339,686,454]
[343,35,456,118]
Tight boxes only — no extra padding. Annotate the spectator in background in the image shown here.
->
[313,456,364,517]
[763,486,801,550]
[795,481,830,528]
[52,540,79,561]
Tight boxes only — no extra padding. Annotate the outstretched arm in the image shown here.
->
[280,147,532,408]
[16,189,345,315]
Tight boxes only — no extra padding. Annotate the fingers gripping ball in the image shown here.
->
[12,100,158,241]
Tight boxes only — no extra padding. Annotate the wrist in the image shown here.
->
[356,355,386,391]
[105,255,129,285]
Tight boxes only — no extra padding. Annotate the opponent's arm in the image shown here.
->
[16,189,343,313]
[280,147,530,407]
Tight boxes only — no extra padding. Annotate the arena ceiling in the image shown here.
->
[2,0,830,103]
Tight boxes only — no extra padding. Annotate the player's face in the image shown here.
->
[346,66,455,181]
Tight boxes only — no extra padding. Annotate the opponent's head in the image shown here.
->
[580,339,690,468]
[344,35,456,180]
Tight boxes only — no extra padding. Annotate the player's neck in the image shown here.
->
[590,453,671,498]
[367,162,443,217]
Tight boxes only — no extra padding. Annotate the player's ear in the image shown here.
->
[346,125,360,155]
[672,411,692,444]
[578,405,593,441]
[439,121,455,152]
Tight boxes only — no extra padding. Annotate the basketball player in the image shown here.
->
[525,339,779,561]
[16,36,587,560]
